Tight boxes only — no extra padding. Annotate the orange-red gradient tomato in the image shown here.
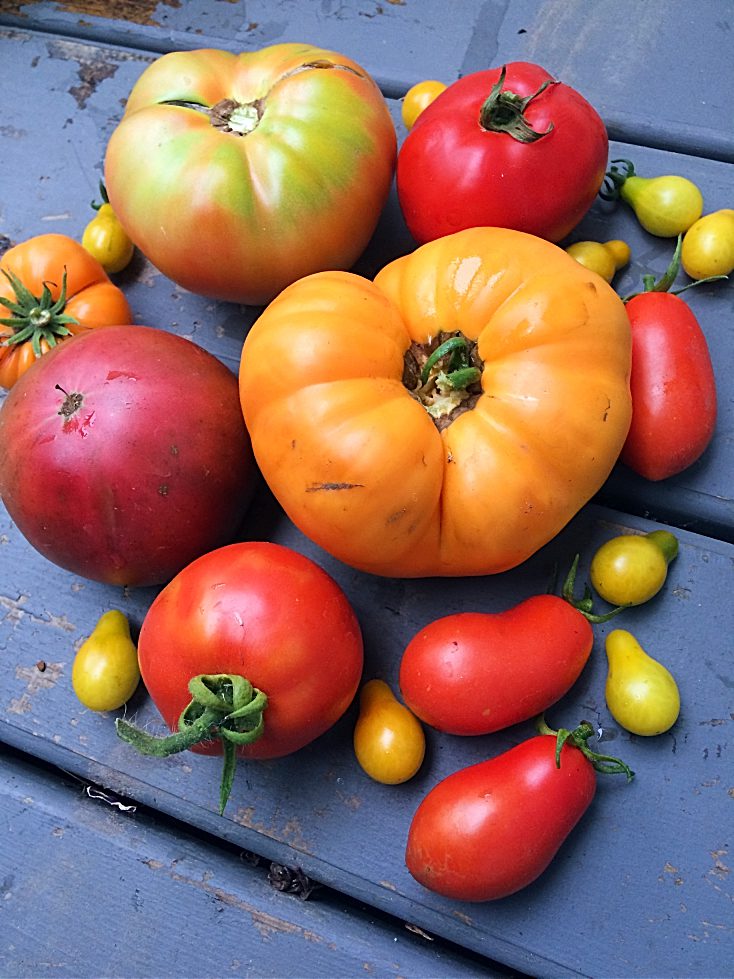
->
[105,44,396,304]
[239,227,632,577]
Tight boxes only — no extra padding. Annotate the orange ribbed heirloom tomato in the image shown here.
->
[239,227,632,577]
[104,44,396,305]
[0,234,132,389]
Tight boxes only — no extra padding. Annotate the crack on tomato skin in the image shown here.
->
[305,482,365,492]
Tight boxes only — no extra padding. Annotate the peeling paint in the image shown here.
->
[5,0,181,27]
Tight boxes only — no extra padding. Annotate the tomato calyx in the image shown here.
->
[536,715,635,780]
[478,65,556,143]
[562,554,627,623]
[403,332,483,429]
[116,673,268,814]
[0,266,78,357]
[599,158,636,202]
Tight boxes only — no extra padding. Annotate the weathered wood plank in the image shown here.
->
[1,744,513,979]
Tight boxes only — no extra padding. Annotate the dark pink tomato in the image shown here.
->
[0,325,255,586]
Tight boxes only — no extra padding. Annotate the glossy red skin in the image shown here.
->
[396,62,608,244]
[622,292,717,481]
[137,541,364,759]
[399,596,593,735]
[0,325,255,586]
[405,735,597,901]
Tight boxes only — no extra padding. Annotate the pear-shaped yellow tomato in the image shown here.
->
[590,530,678,607]
[603,160,703,237]
[239,227,632,578]
[401,79,447,129]
[605,629,680,736]
[82,203,135,274]
[72,610,140,712]
[353,679,425,784]
[681,208,734,280]
[565,239,631,282]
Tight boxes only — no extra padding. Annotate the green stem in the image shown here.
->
[115,673,268,815]
[599,158,635,201]
[478,65,555,142]
[536,715,634,780]
[562,554,627,623]
[623,234,727,302]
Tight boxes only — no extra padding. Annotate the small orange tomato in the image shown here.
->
[0,234,132,388]
[353,679,425,784]
[401,79,447,129]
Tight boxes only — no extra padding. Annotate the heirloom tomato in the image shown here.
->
[621,247,717,481]
[396,62,608,244]
[0,325,255,587]
[104,44,396,305]
[405,720,633,902]
[399,597,593,736]
[0,234,131,389]
[116,542,364,812]
[239,227,632,577]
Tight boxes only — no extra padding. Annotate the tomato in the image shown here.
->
[405,720,633,901]
[564,239,630,283]
[401,79,447,129]
[353,679,425,784]
[104,44,396,305]
[601,160,703,237]
[396,62,608,244]
[590,530,678,607]
[622,259,717,480]
[72,610,140,712]
[681,209,734,280]
[605,629,680,736]
[82,203,135,274]
[115,542,364,812]
[0,234,132,389]
[399,597,593,736]
[239,227,632,577]
[0,325,255,587]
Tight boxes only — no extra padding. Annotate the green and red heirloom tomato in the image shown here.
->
[104,44,396,305]
[116,542,364,812]
[405,720,633,902]
[239,227,632,578]
[0,325,255,587]
[396,62,608,244]
[399,597,593,736]
[0,234,131,389]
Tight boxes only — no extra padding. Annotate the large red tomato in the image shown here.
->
[104,44,396,304]
[397,62,608,244]
[127,541,364,762]
[0,325,255,586]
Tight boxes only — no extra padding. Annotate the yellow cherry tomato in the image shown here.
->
[353,679,425,784]
[590,530,678,607]
[72,610,140,712]
[681,208,734,280]
[605,629,680,736]
[565,239,631,283]
[82,202,135,274]
[402,79,447,129]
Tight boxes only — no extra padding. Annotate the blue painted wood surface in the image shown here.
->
[0,3,732,977]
